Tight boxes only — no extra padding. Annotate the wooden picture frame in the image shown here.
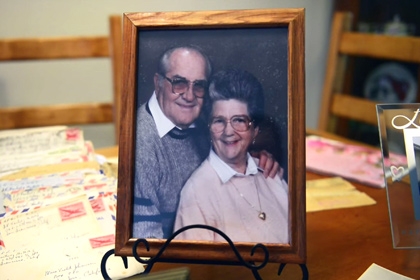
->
[116,8,306,264]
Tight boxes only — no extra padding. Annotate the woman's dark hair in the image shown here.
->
[205,68,265,126]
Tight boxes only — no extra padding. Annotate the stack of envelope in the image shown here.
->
[0,126,143,280]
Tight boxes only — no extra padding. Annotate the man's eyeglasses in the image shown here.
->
[161,74,208,98]
[209,115,253,133]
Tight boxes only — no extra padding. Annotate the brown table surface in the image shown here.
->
[96,143,420,280]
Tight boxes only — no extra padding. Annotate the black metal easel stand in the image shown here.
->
[101,225,308,279]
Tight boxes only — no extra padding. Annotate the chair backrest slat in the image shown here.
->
[318,11,420,139]
[0,15,122,144]
[0,37,110,60]
[339,32,420,63]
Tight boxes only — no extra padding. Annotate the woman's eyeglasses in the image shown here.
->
[209,115,253,132]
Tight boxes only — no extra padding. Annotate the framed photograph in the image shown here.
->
[116,8,306,264]
[403,128,420,220]
[377,103,420,248]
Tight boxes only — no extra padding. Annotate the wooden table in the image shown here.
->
[96,146,420,279]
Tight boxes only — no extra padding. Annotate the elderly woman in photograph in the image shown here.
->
[173,69,289,243]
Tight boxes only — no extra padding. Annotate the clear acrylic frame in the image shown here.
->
[377,103,420,248]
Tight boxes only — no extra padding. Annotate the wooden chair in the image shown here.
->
[318,11,420,139]
[0,15,122,144]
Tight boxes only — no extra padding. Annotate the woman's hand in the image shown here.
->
[251,150,283,179]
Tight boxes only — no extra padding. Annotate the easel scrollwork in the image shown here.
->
[101,224,308,280]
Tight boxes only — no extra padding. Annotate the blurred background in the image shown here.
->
[0,0,420,148]
[0,0,332,148]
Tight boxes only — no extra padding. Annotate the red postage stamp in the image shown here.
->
[89,234,115,249]
[59,201,86,221]
[89,198,106,213]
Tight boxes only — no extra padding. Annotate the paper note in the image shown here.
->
[0,195,102,249]
[4,185,85,211]
[0,127,88,173]
[0,233,144,280]
[0,247,46,279]
[0,126,94,176]
[1,172,116,218]
[0,193,140,279]
[306,177,376,212]
[0,161,100,180]
[89,195,117,234]
[0,126,83,156]
[358,263,415,280]
[0,142,94,174]
[0,170,86,192]
[95,154,119,178]
[306,136,407,188]
[99,161,119,178]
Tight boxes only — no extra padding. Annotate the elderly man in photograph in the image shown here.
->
[133,45,279,239]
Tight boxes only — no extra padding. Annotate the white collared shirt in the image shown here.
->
[148,92,195,138]
[208,149,259,184]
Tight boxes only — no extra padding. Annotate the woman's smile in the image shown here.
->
[210,99,258,173]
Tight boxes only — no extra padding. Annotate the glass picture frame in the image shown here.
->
[377,103,420,248]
